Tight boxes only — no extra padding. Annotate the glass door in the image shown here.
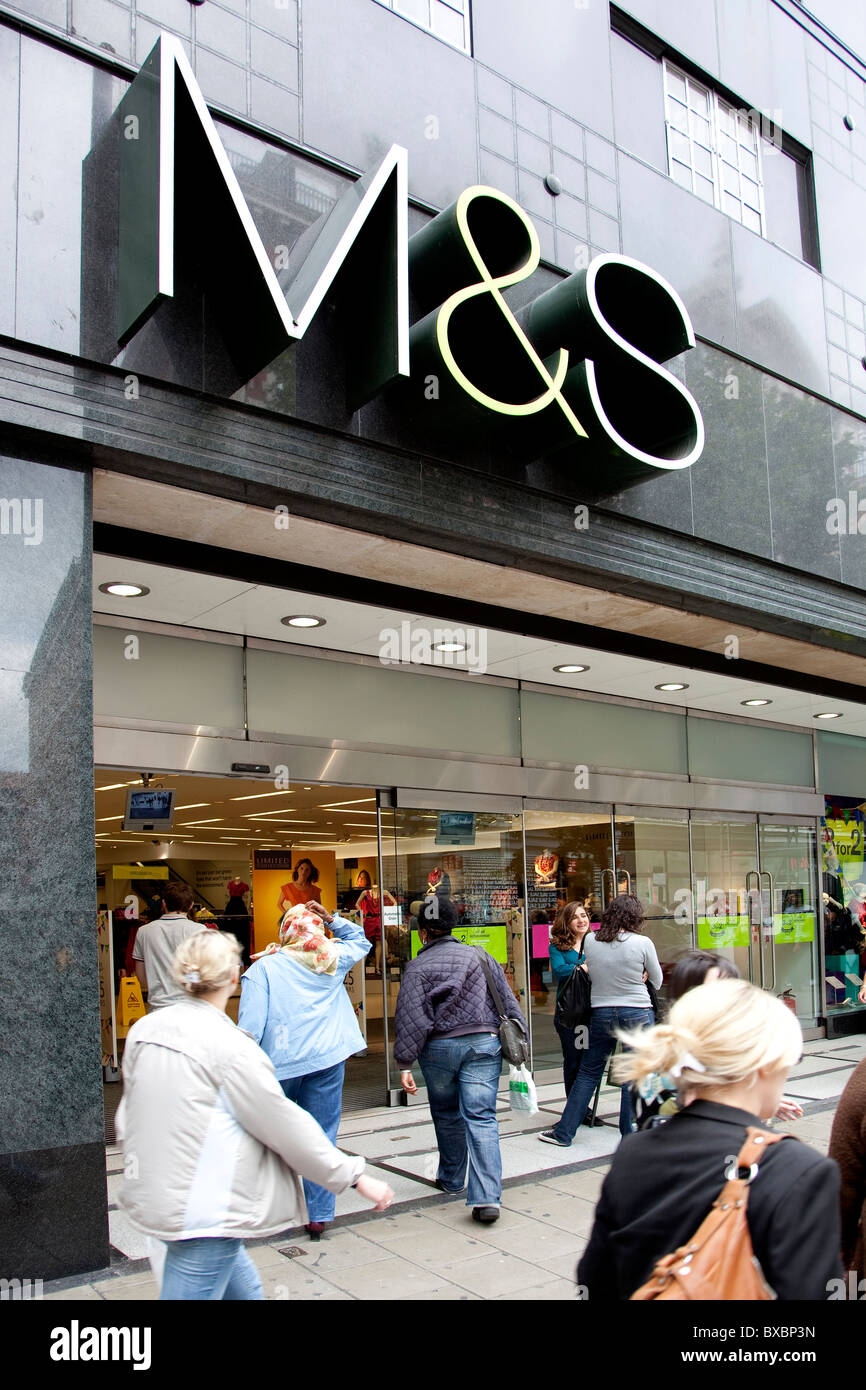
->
[690,813,758,985]
[523,805,616,1073]
[380,797,526,1099]
[757,816,819,1021]
[613,807,693,997]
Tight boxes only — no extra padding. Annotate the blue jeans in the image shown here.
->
[419,1033,503,1207]
[554,1016,584,1095]
[280,1060,345,1222]
[160,1237,263,1300]
[552,1006,655,1143]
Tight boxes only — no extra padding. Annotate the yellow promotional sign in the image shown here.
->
[116,974,147,1037]
[111,865,170,880]
[97,911,118,1067]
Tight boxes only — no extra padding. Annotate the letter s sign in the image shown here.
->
[529,252,705,479]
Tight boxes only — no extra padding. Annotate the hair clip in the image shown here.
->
[670,1051,707,1078]
[184,969,201,983]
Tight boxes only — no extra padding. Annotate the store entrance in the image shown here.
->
[95,769,388,1120]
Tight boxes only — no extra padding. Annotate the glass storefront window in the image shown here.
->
[822,797,866,1014]
[613,809,693,998]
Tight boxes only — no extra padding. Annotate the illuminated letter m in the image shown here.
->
[117,34,408,404]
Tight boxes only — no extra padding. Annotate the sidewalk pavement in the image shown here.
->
[43,1034,866,1301]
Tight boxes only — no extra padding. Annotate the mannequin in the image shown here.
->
[356,883,397,976]
[534,849,560,884]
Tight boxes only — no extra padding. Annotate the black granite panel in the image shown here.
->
[686,343,773,559]
[832,407,866,592]
[0,457,102,1159]
[763,375,841,581]
[0,1142,109,1280]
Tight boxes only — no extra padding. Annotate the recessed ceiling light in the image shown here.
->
[281,615,326,628]
[554,664,589,674]
[656,683,689,692]
[98,582,150,598]
[814,711,843,720]
[434,641,466,653]
[741,698,772,707]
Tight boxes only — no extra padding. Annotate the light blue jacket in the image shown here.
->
[238,914,370,1081]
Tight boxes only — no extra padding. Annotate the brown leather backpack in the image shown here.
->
[630,1128,793,1301]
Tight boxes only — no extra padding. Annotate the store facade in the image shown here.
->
[2,0,866,1279]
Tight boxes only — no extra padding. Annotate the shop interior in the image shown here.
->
[99,773,745,1126]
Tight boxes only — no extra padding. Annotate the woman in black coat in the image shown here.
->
[577,979,842,1301]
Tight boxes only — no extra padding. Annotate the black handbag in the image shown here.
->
[645,978,661,1021]
[474,949,529,1066]
[554,962,591,1031]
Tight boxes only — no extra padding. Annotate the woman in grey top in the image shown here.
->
[540,895,662,1147]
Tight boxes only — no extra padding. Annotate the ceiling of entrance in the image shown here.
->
[95,771,380,853]
[92,546,866,736]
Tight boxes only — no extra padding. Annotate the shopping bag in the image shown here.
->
[508,1063,538,1114]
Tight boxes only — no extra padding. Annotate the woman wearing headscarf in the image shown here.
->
[117,929,392,1299]
[238,899,370,1238]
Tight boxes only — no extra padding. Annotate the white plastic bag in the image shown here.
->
[508,1063,538,1114]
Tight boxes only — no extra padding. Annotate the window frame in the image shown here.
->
[663,59,767,238]
[610,5,820,270]
[372,0,472,55]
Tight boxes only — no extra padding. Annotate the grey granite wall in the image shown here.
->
[0,454,107,1279]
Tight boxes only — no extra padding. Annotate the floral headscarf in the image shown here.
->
[254,903,339,975]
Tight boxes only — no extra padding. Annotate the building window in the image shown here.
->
[663,61,765,235]
[373,0,471,54]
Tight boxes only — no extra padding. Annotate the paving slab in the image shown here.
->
[494,1277,581,1300]
[289,1227,394,1273]
[783,1069,857,1100]
[431,1248,561,1298]
[259,1262,355,1300]
[310,1254,449,1299]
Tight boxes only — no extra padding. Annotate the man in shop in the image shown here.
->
[393,896,527,1225]
[133,881,202,1011]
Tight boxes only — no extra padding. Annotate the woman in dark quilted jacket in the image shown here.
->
[393,895,527,1226]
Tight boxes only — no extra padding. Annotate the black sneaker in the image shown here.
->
[538,1130,571,1147]
[471,1206,500,1224]
[434,1179,467,1194]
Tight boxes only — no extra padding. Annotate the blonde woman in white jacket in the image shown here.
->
[117,930,393,1300]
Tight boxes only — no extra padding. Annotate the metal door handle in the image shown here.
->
[761,870,776,992]
[745,870,760,985]
[602,868,615,907]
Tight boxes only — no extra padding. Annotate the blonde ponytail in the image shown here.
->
[613,978,801,1091]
